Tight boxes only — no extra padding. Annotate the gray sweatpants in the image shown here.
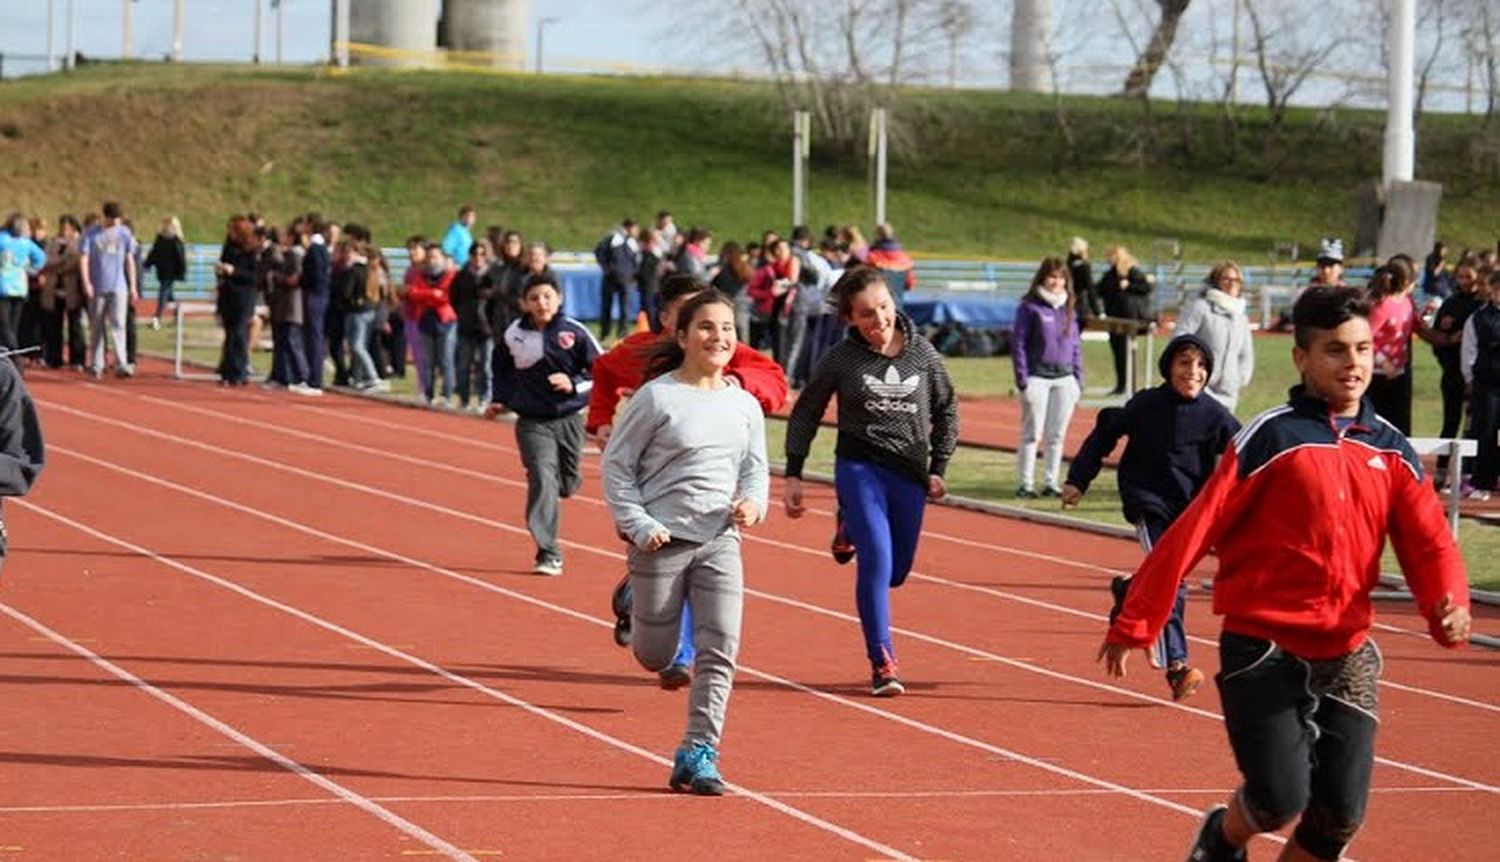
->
[629,532,744,749]
[88,291,131,373]
[515,413,585,562]
[1018,374,1080,490]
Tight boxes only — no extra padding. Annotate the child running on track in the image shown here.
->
[601,290,769,796]
[1100,286,1472,862]
[0,352,44,578]
[784,266,958,696]
[591,274,787,688]
[1062,334,1239,701]
[486,272,601,576]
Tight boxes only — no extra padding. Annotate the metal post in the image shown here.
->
[275,0,284,65]
[47,0,57,72]
[66,0,77,70]
[873,108,888,226]
[171,0,185,62]
[1384,0,1416,186]
[252,0,263,65]
[792,111,810,227]
[122,0,132,60]
[332,0,350,68]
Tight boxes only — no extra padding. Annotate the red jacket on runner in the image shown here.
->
[587,331,789,434]
[1107,390,1469,660]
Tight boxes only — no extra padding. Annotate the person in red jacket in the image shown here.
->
[592,274,787,686]
[1100,285,1472,862]
[407,243,459,405]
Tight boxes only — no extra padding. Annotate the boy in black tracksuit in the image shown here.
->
[487,273,601,576]
[1062,334,1239,700]
[0,356,45,576]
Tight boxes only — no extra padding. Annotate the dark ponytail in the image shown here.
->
[643,290,737,381]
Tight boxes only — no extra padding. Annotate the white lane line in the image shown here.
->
[33,446,1269,830]
[2,784,1478,815]
[73,386,1500,715]
[11,494,918,862]
[35,398,1500,795]
[0,600,478,862]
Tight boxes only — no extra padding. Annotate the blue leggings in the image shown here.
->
[835,459,928,666]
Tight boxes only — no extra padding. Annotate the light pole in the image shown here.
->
[171,0,185,62]
[274,0,284,65]
[122,0,133,60]
[1384,0,1416,187]
[535,17,559,75]
[66,0,78,70]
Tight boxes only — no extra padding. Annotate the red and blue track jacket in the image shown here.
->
[1107,388,1470,660]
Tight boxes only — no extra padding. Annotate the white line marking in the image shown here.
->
[72,386,1500,715]
[32,446,1271,829]
[0,601,478,862]
[0,784,1477,815]
[11,494,918,862]
[36,396,1500,795]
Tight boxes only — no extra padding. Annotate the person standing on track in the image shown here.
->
[1012,256,1083,499]
[486,272,600,577]
[601,289,769,796]
[1100,286,1472,862]
[1062,334,1239,701]
[783,266,958,697]
[0,351,43,580]
[592,274,787,689]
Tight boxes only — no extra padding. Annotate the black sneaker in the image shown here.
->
[871,662,904,697]
[1015,486,1039,499]
[1183,804,1245,862]
[658,664,692,690]
[610,576,632,648]
[1107,575,1131,627]
[830,510,855,565]
[1040,485,1062,498]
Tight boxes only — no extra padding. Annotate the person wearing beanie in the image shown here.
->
[1061,333,1240,700]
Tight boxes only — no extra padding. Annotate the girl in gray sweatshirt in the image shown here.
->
[601,290,768,797]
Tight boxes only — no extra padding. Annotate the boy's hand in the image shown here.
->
[1061,483,1084,508]
[548,373,573,393]
[643,529,671,552]
[595,424,613,443]
[783,477,805,519]
[483,403,509,420]
[1435,594,1472,646]
[731,498,762,528]
[1097,639,1132,678]
[927,475,947,500]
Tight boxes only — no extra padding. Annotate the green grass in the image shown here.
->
[3,64,1499,259]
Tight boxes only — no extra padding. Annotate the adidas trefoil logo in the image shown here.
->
[863,365,919,398]
[1367,455,1387,471]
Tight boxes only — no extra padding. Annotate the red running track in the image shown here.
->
[1,360,1497,860]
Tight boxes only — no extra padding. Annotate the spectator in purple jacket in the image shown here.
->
[1013,257,1083,498]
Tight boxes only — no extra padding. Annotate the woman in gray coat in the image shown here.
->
[1172,260,1254,411]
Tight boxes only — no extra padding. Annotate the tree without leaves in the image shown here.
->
[1121,0,1193,98]
[1243,0,1342,132]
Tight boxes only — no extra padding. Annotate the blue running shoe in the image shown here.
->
[669,742,726,796]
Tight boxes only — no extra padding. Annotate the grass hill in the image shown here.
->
[1,63,1498,259]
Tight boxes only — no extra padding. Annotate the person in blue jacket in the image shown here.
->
[1061,333,1240,701]
[0,215,48,353]
[486,272,602,576]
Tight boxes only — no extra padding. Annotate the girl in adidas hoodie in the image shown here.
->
[1012,257,1083,497]
[784,266,959,696]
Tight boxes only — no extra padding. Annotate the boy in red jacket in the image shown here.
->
[591,275,787,687]
[1100,286,1472,862]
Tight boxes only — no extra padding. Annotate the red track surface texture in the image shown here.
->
[2,361,1497,861]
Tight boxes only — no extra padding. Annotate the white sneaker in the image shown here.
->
[533,558,564,577]
[1467,488,1493,502]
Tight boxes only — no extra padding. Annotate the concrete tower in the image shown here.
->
[440,0,530,71]
[350,0,440,68]
[1010,0,1054,93]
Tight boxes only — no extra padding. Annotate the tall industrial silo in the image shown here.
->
[350,0,440,68]
[440,0,530,71]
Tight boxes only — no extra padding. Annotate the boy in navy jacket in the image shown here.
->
[1063,334,1239,700]
[487,273,601,576]
[1102,287,1471,862]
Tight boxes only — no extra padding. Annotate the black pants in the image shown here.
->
[218,287,257,384]
[1472,383,1500,490]
[302,294,328,388]
[380,308,405,377]
[1217,633,1379,861]
[1108,331,1128,393]
[40,303,86,367]
[0,297,24,351]
[1437,366,1469,477]
[1367,370,1412,436]
[599,274,630,339]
